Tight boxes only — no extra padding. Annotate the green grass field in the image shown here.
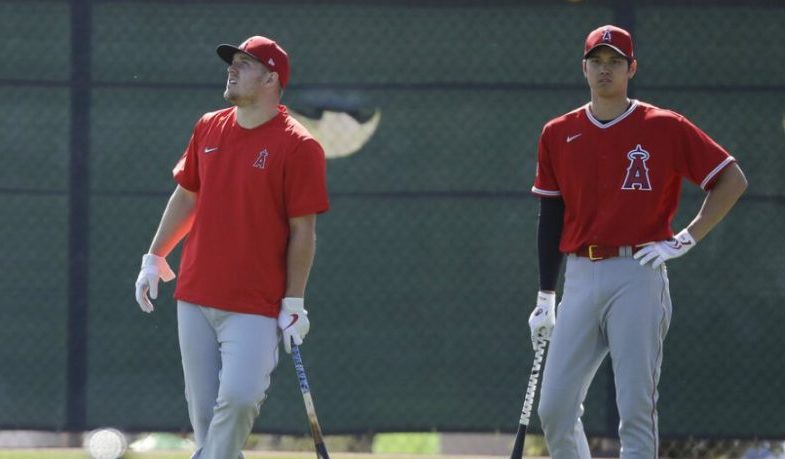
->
[0,432,549,458]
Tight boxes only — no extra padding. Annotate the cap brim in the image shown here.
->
[584,43,632,60]
[216,44,256,65]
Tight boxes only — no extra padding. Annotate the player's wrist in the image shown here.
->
[282,297,305,312]
[140,253,176,281]
[141,253,166,266]
[537,290,556,302]
[675,228,696,246]
[535,291,556,312]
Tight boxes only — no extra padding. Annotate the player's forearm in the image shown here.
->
[285,214,317,298]
[538,197,565,292]
[148,185,197,257]
[687,163,748,242]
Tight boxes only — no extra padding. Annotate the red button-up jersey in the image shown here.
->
[532,100,735,253]
[172,105,329,317]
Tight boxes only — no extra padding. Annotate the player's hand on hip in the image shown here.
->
[634,228,696,269]
[278,297,310,353]
[528,291,556,350]
[134,254,176,313]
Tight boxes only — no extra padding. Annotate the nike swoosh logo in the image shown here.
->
[204,147,218,154]
[566,134,582,143]
[285,314,299,329]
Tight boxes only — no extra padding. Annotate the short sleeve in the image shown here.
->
[531,124,561,197]
[675,116,736,190]
[284,138,329,218]
[172,117,203,192]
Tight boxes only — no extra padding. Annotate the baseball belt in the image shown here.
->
[574,244,643,261]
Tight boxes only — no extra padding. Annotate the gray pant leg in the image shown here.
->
[538,256,606,459]
[606,263,671,459]
[538,257,672,459]
[178,301,280,459]
[178,302,220,448]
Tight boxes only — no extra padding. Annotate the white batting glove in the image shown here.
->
[278,297,310,354]
[528,291,556,350]
[134,254,176,313]
[634,228,696,269]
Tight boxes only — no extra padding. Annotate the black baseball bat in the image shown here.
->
[510,337,548,459]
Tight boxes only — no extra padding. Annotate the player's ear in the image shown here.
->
[259,71,276,88]
[581,59,588,78]
[628,59,637,79]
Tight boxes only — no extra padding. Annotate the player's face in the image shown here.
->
[582,47,636,98]
[223,52,272,105]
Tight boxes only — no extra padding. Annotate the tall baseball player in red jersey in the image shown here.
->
[528,25,747,458]
[133,36,329,459]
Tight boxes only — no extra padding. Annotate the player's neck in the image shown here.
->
[235,100,280,129]
[589,96,631,122]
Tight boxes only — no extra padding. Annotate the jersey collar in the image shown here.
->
[584,99,639,129]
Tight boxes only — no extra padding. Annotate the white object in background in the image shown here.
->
[84,428,127,459]
[291,109,382,159]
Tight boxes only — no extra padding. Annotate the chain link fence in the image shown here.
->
[1,0,784,457]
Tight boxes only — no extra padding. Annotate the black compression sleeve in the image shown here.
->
[537,197,565,291]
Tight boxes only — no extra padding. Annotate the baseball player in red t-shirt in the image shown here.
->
[529,25,747,458]
[134,36,329,459]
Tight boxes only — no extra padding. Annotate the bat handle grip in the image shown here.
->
[291,343,311,394]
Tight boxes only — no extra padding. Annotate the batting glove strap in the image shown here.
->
[278,297,310,354]
[633,228,696,269]
[140,253,176,282]
[528,291,557,350]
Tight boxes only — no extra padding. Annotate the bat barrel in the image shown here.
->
[509,423,527,459]
[510,338,548,459]
[290,343,331,459]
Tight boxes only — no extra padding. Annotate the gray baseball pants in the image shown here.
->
[178,301,280,459]
[538,255,672,459]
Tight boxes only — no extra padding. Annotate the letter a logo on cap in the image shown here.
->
[602,28,612,42]
[268,58,275,67]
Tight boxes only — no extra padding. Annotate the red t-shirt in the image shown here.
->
[172,105,329,317]
[532,100,735,253]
